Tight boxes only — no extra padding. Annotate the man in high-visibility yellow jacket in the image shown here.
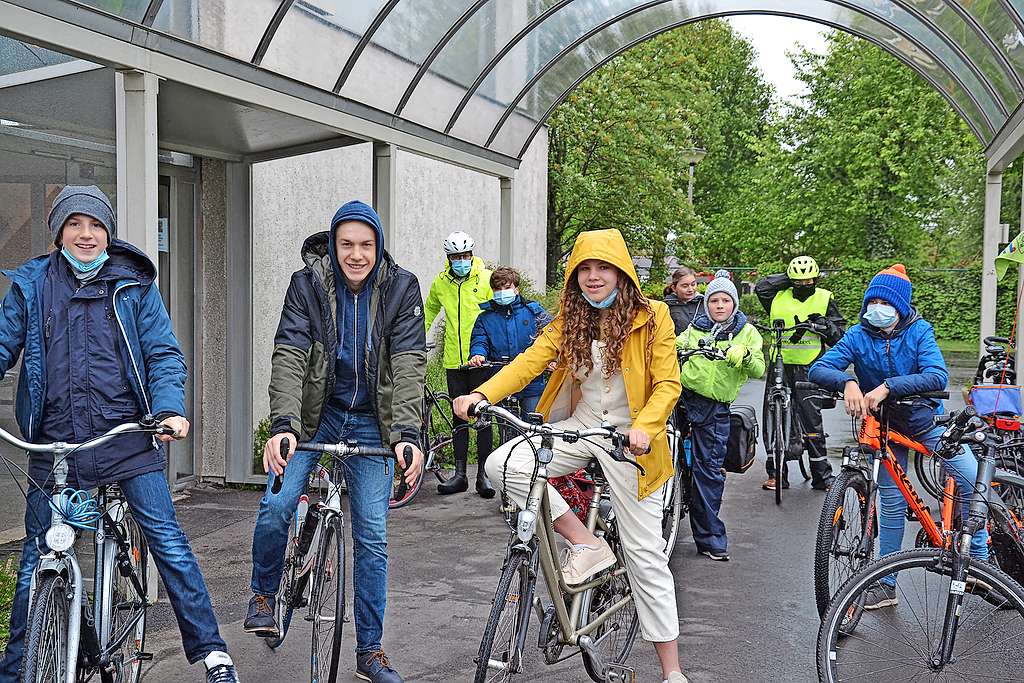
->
[755,256,846,492]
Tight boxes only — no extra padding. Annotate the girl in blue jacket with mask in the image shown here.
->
[808,264,988,610]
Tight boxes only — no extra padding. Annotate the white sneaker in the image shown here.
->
[664,672,689,683]
[560,539,616,585]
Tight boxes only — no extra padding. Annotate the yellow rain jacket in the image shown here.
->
[476,229,681,499]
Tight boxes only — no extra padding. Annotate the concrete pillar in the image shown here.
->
[115,70,160,263]
[981,171,1003,356]
[372,142,396,247]
[500,176,515,266]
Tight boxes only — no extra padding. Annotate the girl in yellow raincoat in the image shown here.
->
[453,229,688,683]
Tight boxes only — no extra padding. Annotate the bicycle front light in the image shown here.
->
[45,524,76,552]
[516,509,538,542]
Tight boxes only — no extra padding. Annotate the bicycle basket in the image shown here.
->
[968,384,1023,417]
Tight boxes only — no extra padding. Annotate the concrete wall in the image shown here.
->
[247,136,548,441]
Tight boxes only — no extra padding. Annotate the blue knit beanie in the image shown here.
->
[47,185,115,246]
[863,263,912,317]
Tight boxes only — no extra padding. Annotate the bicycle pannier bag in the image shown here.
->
[968,384,1022,417]
[725,404,758,473]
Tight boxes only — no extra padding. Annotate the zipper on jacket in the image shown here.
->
[350,291,360,410]
[113,282,152,415]
[457,277,465,363]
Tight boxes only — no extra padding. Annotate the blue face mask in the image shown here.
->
[450,258,472,277]
[864,302,898,329]
[61,247,109,274]
[583,288,619,309]
[493,288,517,306]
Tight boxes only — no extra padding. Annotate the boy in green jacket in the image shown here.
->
[676,275,765,561]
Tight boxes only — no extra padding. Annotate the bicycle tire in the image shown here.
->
[772,401,785,505]
[817,547,1024,682]
[309,515,346,683]
[20,572,71,683]
[108,513,148,683]
[265,507,306,650]
[580,526,640,682]
[660,466,683,558]
[474,552,532,683]
[813,469,873,620]
[989,474,1024,587]
[389,458,424,509]
[427,393,456,483]
[912,449,945,500]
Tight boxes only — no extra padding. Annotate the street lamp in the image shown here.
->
[681,147,706,204]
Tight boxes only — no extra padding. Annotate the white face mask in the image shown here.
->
[864,302,899,328]
[493,288,517,306]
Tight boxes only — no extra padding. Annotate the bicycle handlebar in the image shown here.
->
[270,439,406,495]
[459,359,511,370]
[467,400,647,473]
[0,419,174,454]
[793,381,947,402]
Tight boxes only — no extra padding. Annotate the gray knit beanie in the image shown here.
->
[704,276,739,309]
[47,185,115,246]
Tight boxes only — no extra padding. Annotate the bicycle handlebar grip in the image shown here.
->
[794,381,820,391]
[400,444,413,467]
[468,400,487,418]
[270,437,291,495]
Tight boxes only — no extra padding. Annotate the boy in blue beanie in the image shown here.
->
[809,264,988,609]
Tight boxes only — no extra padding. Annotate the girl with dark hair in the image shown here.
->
[664,266,702,334]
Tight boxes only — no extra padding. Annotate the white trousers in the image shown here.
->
[485,417,680,642]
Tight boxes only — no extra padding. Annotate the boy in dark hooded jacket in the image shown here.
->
[0,186,238,683]
[246,201,425,683]
[809,264,988,609]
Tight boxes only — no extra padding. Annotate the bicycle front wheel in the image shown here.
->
[772,402,786,505]
[108,513,148,683]
[474,552,534,683]
[817,547,1024,682]
[309,515,346,683]
[912,449,945,501]
[21,573,70,683]
[580,529,640,682]
[389,458,424,509]
[660,466,683,558]
[813,469,873,621]
[426,393,456,483]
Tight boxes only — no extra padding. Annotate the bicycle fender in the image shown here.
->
[994,468,1024,489]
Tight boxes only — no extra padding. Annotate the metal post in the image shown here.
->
[500,176,515,265]
[981,171,1003,356]
[687,162,696,204]
[372,142,396,247]
[1018,172,1024,372]
[115,70,160,264]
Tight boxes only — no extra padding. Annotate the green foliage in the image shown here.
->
[252,415,272,475]
[1,557,15,650]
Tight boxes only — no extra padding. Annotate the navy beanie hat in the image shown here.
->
[47,185,115,246]
[863,263,912,317]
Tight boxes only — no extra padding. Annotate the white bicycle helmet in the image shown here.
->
[443,231,475,255]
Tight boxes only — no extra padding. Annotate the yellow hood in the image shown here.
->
[564,229,642,291]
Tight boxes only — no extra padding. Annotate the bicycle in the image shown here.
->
[808,387,1024,625]
[467,401,644,683]
[0,419,174,683]
[264,438,405,683]
[816,407,1024,681]
[755,319,829,504]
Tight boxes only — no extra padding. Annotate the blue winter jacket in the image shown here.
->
[0,241,186,489]
[808,306,948,430]
[469,296,552,398]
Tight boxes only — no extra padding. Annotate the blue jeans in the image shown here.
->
[250,407,391,653]
[877,425,989,585]
[0,471,226,680]
[518,393,541,416]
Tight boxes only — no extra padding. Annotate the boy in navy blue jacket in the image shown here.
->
[808,264,988,609]
[467,266,552,496]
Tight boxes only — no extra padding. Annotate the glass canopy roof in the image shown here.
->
[16,1,1024,160]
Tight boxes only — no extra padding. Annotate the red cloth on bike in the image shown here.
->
[549,469,595,523]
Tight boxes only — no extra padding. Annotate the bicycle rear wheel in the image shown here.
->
[426,393,456,483]
[474,551,534,683]
[108,513,148,683]
[309,515,346,683]
[266,505,308,649]
[813,469,873,621]
[660,465,683,559]
[989,475,1024,587]
[20,573,70,683]
[389,457,424,509]
[580,526,640,682]
[817,548,1024,682]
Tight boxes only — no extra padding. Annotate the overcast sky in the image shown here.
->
[727,15,832,102]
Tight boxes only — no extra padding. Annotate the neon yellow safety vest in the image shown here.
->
[769,288,832,365]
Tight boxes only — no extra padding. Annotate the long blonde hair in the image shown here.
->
[555,269,655,378]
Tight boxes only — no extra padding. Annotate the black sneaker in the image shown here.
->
[356,650,404,683]
[700,549,730,562]
[243,594,278,637]
[863,582,898,610]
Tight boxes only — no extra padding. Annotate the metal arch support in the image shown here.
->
[394,0,491,116]
[513,10,991,160]
[930,0,1024,93]
[997,0,1024,37]
[443,0,577,134]
[141,0,164,26]
[451,0,1007,139]
[333,0,404,94]
[252,0,295,65]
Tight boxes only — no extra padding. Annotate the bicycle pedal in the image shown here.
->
[137,652,153,661]
[606,664,636,682]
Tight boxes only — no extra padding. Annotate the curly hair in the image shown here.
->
[556,270,655,378]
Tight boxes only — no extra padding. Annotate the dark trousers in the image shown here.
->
[683,391,730,554]
[446,367,493,464]
[763,363,833,487]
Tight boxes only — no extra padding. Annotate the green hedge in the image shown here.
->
[1,558,15,650]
